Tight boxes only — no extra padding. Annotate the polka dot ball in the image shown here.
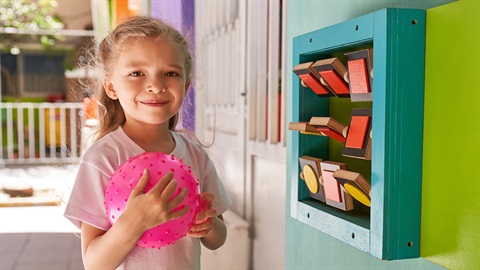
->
[104,152,200,249]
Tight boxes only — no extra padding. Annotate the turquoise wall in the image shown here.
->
[286,0,479,269]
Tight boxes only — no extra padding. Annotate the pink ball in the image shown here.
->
[105,152,200,249]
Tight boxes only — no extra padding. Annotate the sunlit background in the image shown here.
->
[1,0,478,270]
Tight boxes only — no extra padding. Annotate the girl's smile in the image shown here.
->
[140,99,170,107]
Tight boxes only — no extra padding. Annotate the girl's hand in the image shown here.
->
[121,169,189,232]
[188,192,217,238]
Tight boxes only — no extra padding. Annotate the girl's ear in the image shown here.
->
[103,78,118,100]
[184,81,191,95]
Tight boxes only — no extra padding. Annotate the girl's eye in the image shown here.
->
[130,71,143,77]
[165,72,179,77]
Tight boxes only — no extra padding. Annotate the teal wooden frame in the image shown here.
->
[289,8,425,260]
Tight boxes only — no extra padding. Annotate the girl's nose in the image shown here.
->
[146,78,166,94]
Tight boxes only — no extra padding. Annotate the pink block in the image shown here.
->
[322,170,342,203]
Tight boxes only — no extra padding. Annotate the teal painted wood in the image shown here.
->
[290,37,300,219]
[296,12,374,56]
[297,202,370,252]
[289,8,425,260]
[369,9,388,259]
[370,8,426,259]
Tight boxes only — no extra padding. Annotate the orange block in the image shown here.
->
[347,58,371,94]
[319,70,350,95]
[345,116,370,149]
[317,128,346,143]
[299,73,330,95]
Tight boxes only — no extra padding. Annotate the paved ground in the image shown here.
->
[0,164,84,269]
[1,232,83,269]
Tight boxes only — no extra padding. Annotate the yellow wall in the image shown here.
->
[421,0,480,268]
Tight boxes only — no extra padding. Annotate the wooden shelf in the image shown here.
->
[289,8,426,260]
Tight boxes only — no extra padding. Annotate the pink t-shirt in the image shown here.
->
[64,126,232,269]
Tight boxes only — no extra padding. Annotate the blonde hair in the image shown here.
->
[83,16,193,141]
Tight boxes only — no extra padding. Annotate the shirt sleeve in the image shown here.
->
[64,160,112,231]
[202,157,232,216]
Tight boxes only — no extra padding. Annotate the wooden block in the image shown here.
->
[316,128,346,143]
[319,161,354,211]
[348,59,370,94]
[345,49,373,102]
[342,108,372,160]
[312,58,350,98]
[333,169,371,207]
[344,115,370,149]
[318,70,350,95]
[288,122,323,136]
[309,117,347,143]
[293,62,333,96]
[299,156,326,202]
[309,117,346,134]
[298,73,330,95]
[322,170,341,202]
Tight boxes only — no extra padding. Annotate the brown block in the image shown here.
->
[288,122,322,136]
[312,58,350,98]
[309,117,347,143]
[293,62,334,96]
[333,169,371,207]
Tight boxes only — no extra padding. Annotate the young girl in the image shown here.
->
[64,16,232,269]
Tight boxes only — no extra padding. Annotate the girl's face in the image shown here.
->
[103,37,189,128]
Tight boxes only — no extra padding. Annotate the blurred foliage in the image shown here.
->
[0,0,64,49]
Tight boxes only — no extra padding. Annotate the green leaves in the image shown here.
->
[0,0,64,49]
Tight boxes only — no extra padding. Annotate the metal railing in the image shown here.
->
[0,102,85,166]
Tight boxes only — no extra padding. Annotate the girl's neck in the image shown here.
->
[122,122,175,153]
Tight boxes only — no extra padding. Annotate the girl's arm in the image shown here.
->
[200,215,227,250]
[81,170,189,269]
[80,215,143,269]
[188,193,228,250]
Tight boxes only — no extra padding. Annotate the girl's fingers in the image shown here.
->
[149,172,188,213]
[124,169,192,227]
[166,188,188,211]
[199,192,214,203]
[159,178,178,203]
[149,171,175,195]
[188,230,208,238]
[199,192,214,210]
[195,208,217,222]
[188,217,215,237]
[130,168,150,198]
[169,204,190,220]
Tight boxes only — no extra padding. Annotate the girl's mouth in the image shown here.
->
[141,100,169,106]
